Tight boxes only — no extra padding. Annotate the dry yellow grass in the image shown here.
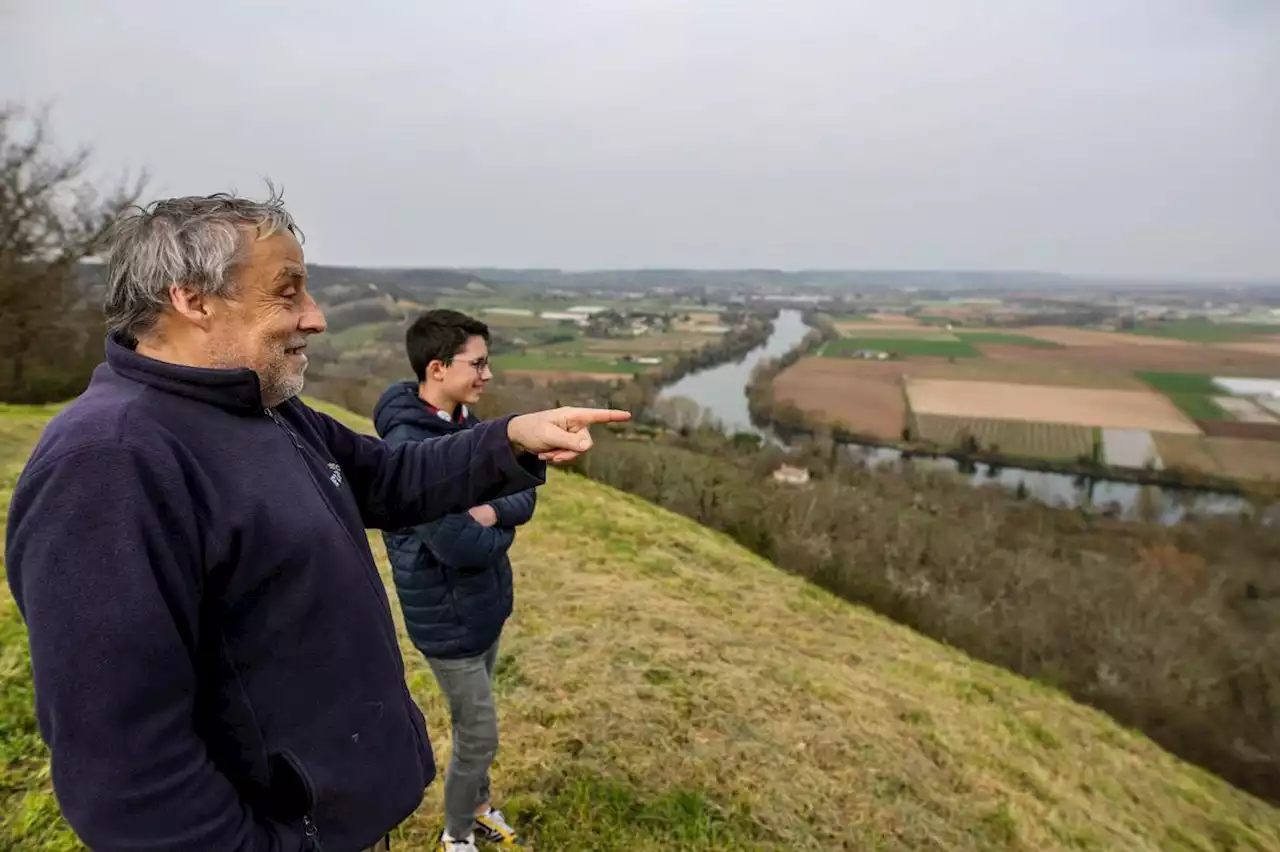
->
[3,400,1279,850]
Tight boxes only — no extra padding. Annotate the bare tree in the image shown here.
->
[0,103,146,403]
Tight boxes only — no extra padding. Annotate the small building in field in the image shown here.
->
[772,464,811,485]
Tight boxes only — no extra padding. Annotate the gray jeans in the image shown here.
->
[425,640,501,839]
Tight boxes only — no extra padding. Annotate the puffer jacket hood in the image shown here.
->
[374,380,473,439]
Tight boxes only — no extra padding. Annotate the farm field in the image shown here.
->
[1151,433,1221,474]
[494,353,648,375]
[953,331,1064,349]
[776,317,1280,478]
[913,414,1093,460]
[779,356,1144,390]
[1195,420,1280,441]
[1100,429,1161,468]
[1016,327,1193,348]
[1122,320,1280,343]
[1155,434,1280,481]
[570,332,722,354]
[822,337,979,359]
[905,379,1200,434]
[772,359,906,439]
[977,342,1280,376]
[1218,340,1280,357]
[1204,437,1280,480]
[1212,396,1277,423]
[501,370,633,385]
[833,326,959,340]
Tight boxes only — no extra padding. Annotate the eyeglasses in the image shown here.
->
[454,356,491,375]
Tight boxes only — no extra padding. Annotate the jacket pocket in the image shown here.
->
[270,749,318,820]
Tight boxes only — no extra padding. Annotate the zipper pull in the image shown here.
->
[302,814,325,850]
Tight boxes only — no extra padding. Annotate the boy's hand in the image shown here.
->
[468,505,498,527]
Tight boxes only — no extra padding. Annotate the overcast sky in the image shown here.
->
[3,1,1278,278]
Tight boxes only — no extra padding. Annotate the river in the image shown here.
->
[656,310,1263,525]
[656,308,811,436]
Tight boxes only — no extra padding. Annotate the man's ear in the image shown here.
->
[168,284,215,329]
[425,358,447,382]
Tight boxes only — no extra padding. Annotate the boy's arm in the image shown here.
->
[415,513,516,569]
[487,488,537,528]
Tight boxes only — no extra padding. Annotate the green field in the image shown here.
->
[823,337,979,359]
[955,332,1064,349]
[1136,372,1220,394]
[1136,373,1228,420]
[1124,320,1280,343]
[4,401,1279,850]
[914,414,1095,460]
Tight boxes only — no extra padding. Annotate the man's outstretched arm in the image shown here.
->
[5,444,300,852]
[307,406,629,531]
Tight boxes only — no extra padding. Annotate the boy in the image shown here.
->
[374,309,534,851]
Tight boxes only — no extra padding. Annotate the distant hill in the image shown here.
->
[2,400,1278,850]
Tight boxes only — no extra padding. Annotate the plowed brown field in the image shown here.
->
[977,343,1280,376]
[1017,327,1191,347]
[776,356,1142,389]
[1216,340,1280,357]
[773,358,906,438]
[905,379,1200,433]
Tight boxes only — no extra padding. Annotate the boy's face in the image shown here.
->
[428,334,492,408]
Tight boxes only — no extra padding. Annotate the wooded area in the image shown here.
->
[0,104,145,403]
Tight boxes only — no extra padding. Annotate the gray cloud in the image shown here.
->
[3,0,1278,277]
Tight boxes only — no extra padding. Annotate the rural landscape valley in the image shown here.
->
[5,2,1280,847]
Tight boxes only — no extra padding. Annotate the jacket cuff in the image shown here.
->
[489,413,547,488]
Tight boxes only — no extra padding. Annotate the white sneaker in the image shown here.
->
[438,832,478,852]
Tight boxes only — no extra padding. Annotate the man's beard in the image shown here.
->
[259,359,306,408]
[205,339,306,408]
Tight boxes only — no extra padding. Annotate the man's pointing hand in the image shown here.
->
[507,407,632,464]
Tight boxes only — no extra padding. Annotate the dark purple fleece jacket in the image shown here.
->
[4,335,545,852]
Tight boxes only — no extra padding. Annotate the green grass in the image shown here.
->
[955,332,1065,349]
[3,401,1280,850]
[1136,373,1228,421]
[1124,320,1280,343]
[822,336,980,359]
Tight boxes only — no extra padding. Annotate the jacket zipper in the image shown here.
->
[264,408,431,776]
[278,747,325,850]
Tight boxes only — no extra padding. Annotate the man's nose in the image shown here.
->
[299,294,327,334]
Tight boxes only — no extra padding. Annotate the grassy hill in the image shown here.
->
[2,400,1279,850]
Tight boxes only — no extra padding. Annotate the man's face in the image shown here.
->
[205,229,326,407]
[433,334,492,408]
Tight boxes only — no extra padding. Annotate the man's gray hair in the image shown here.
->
[103,183,305,342]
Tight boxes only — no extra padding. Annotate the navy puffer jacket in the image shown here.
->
[374,382,536,659]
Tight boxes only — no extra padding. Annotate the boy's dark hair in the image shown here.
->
[405,309,490,382]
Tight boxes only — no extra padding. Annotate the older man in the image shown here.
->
[4,189,627,852]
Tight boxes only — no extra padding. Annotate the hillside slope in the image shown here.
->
[2,400,1279,851]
